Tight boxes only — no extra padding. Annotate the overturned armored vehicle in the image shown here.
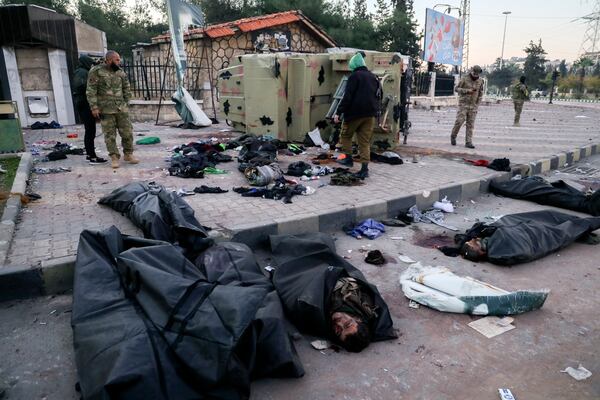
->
[217,51,412,144]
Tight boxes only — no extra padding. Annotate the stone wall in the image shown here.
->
[128,99,207,123]
[131,21,329,109]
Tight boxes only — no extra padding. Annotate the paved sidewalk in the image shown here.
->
[4,101,600,268]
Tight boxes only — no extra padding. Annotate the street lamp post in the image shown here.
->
[500,11,511,68]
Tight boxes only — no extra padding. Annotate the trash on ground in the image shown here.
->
[432,196,454,213]
[136,136,161,145]
[468,316,515,338]
[561,365,592,381]
[404,205,459,231]
[344,219,385,240]
[311,340,332,350]
[399,264,549,315]
[364,250,385,265]
[32,167,72,174]
[381,218,407,227]
[408,300,420,309]
[193,185,228,194]
[398,255,416,264]
[498,388,516,400]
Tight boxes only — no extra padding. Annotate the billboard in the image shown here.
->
[423,8,464,65]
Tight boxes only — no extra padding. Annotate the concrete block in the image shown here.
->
[558,153,567,167]
[231,222,278,249]
[540,159,551,173]
[387,195,416,217]
[41,256,75,295]
[438,184,462,203]
[550,156,559,170]
[415,189,439,210]
[460,179,482,200]
[318,208,356,231]
[276,214,319,235]
[572,150,580,162]
[355,200,388,221]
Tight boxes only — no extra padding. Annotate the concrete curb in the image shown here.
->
[0,152,32,266]
[1,143,599,301]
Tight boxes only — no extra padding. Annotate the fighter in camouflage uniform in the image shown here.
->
[511,75,530,126]
[86,50,139,169]
[450,65,485,149]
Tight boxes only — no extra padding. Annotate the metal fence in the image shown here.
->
[121,58,206,100]
[412,71,431,96]
[434,73,456,96]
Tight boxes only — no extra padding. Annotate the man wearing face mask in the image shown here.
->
[450,65,485,149]
[87,50,138,169]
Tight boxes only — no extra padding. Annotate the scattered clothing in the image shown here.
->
[381,218,407,227]
[370,151,403,165]
[365,250,386,265]
[193,185,228,194]
[403,205,459,231]
[345,219,386,240]
[46,151,68,161]
[488,158,511,171]
[30,120,62,130]
[135,136,161,145]
[330,168,363,186]
[245,163,283,186]
[464,158,489,167]
[287,161,312,177]
[400,264,548,315]
[234,180,309,204]
[32,167,71,174]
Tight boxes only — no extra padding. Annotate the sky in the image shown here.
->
[369,0,596,66]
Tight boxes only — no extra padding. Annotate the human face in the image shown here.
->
[107,53,121,67]
[464,238,486,259]
[332,312,360,341]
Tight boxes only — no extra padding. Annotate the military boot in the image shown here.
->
[354,163,369,180]
[336,153,353,167]
[110,155,119,169]
[124,153,140,164]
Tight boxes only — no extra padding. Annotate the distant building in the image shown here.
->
[131,10,337,108]
[0,5,106,127]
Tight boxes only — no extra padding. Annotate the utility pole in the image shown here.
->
[549,70,559,104]
[460,0,471,71]
[500,11,511,69]
[578,0,600,64]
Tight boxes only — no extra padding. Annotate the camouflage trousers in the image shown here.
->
[340,117,375,162]
[451,106,478,144]
[100,112,134,158]
[513,100,524,124]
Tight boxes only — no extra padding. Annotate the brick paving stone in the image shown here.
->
[4,101,600,267]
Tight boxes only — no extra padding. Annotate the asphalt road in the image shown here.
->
[1,158,599,400]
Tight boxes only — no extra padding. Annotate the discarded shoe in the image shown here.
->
[89,157,108,164]
[336,153,353,167]
[365,250,386,265]
[124,153,139,164]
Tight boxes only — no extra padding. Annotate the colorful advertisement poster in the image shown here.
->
[423,8,464,66]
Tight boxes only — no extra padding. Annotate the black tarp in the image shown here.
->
[270,232,396,344]
[490,177,600,216]
[446,210,600,265]
[98,182,212,256]
[72,227,304,400]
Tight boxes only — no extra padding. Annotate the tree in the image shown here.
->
[523,39,547,90]
[584,76,600,97]
[376,0,421,64]
[0,0,72,15]
[558,59,568,78]
[486,58,520,94]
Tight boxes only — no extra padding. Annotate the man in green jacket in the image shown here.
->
[86,50,138,169]
[73,55,107,164]
[450,65,485,149]
[511,76,530,126]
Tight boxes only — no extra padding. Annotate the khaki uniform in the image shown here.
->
[340,117,375,162]
[451,75,485,144]
[86,65,133,158]
[511,82,529,125]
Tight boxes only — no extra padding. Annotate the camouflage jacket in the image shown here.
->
[512,82,530,101]
[86,65,131,114]
[455,75,485,108]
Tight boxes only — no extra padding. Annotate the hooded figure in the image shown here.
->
[334,51,382,180]
[270,233,396,352]
[73,55,107,164]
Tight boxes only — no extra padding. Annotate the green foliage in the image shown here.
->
[523,39,547,90]
[486,58,520,92]
[558,59,568,78]
[0,0,72,14]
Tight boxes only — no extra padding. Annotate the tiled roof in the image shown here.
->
[152,10,336,46]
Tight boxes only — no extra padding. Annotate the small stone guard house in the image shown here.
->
[131,10,337,110]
